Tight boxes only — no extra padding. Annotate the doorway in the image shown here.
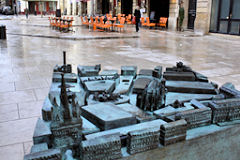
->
[76,2,79,15]
[210,0,240,35]
[149,0,169,22]
[218,0,240,34]
[102,0,109,14]
[121,0,133,15]
[28,2,35,14]
[187,0,197,29]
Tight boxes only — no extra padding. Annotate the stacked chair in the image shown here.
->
[114,17,125,32]
[80,14,125,32]
[48,17,74,32]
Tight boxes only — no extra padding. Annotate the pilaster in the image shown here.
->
[168,0,179,31]
[194,0,212,35]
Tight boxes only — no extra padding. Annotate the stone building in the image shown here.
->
[17,0,57,14]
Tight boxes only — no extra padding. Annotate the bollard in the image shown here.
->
[63,51,66,65]
[0,25,6,39]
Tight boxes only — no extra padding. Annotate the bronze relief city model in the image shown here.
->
[24,52,240,160]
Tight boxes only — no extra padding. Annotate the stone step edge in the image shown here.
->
[7,33,140,40]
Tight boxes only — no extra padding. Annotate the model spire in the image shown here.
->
[60,73,71,120]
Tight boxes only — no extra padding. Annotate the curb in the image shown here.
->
[7,33,140,40]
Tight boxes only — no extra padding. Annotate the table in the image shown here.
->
[59,18,74,32]
[110,19,115,31]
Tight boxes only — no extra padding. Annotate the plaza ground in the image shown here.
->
[0,15,240,159]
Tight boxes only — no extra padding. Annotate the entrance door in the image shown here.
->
[121,0,133,15]
[187,0,197,29]
[218,0,240,35]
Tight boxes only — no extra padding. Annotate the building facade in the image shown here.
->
[209,0,240,35]
[11,0,239,35]
[17,0,57,14]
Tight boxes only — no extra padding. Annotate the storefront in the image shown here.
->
[20,0,57,14]
[210,0,240,35]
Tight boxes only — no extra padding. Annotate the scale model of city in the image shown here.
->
[24,52,240,160]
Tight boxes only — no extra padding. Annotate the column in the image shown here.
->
[116,0,121,14]
[132,0,137,14]
[87,0,92,15]
[168,0,179,31]
[109,0,113,14]
[72,0,76,15]
[79,1,82,15]
[67,0,71,15]
[182,0,189,30]
[194,0,212,35]
[57,0,60,9]
[93,0,97,15]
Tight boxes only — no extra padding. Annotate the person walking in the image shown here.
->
[134,6,141,32]
[25,8,29,19]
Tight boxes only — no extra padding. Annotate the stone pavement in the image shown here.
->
[0,15,240,159]
[2,15,139,40]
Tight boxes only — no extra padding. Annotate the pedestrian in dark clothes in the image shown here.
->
[25,8,29,19]
[134,6,141,32]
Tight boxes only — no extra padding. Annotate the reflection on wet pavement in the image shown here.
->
[0,15,240,159]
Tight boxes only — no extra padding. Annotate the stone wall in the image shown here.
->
[168,0,179,31]
[182,0,189,30]
[194,0,212,35]
[122,124,240,160]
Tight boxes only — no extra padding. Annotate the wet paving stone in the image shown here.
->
[0,15,240,158]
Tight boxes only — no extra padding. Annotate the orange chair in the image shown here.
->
[60,21,69,32]
[96,17,104,29]
[103,21,111,30]
[95,17,110,31]
[145,17,156,28]
[114,17,125,32]
[80,16,87,25]
[92,16,99,31]
[84,16,89,25]
[51,17,57,28]
[117,14,121,22]
[158,17,168,28]
[126,14,132,24]
[69,17,74,28]
[48,17,52,26]
[56,18,62,29]
[140,17,147,26]
[90,16,94,25]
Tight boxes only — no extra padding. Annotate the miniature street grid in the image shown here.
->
[24,52,240,160]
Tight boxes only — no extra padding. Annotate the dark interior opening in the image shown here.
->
[121,0,133,15]
[28,2,35,14]
[102,0,110,14]
[150,0,169,22]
